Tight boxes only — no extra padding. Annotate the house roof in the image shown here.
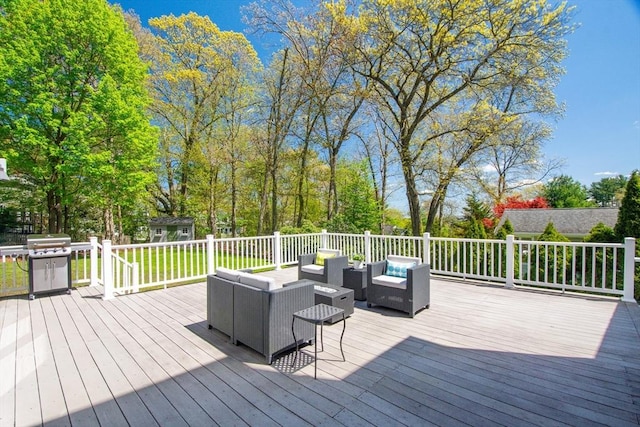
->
[495,208,618,238]
[149,217,194,226]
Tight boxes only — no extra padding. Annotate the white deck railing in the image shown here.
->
[1,231,637,302]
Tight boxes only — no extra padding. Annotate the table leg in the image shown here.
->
[320,322,324,352]
[291,317,298,367]
[314,323,318,379]
[339,313,346,361]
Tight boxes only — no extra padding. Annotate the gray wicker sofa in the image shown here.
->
[207,268,315,364]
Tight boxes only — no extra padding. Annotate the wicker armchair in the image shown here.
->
[298,249,348,286]
[366,255,430,318]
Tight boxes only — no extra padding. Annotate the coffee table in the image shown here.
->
[291,303,346,379]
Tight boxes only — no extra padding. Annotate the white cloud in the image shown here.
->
[481,164,497,173]
[594,171,619,176]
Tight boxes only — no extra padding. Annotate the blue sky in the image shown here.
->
[112,0,640,188]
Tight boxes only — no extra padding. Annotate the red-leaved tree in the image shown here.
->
[494,196,549,218]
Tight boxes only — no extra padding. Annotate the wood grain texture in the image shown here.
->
[1,268,639,426]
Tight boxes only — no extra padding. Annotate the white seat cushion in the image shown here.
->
[301,264,324,275]
[372,274,407,289]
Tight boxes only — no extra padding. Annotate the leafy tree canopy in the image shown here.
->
[542,175,594,208]
[589,175,628,207]
[493,195,549,218]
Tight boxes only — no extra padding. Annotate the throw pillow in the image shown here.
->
[386,260,416,278]
[315,251,336,266]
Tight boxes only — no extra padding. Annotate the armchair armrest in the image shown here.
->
[298,252,316,266]
[324,255,348,286]
[367,261,386,284]
[406,263,430,293]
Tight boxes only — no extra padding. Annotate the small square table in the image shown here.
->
[342,267,367,300]
[291,303,346,379]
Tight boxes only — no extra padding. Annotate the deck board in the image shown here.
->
[2,268,640,426]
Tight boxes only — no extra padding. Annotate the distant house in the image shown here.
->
[495,208,619,240]
[149,217,195,242]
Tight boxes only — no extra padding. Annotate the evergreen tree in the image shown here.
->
[495,219,514,240]
[584,223,616,243]
[538,222,570,242]
[614,171,640,239]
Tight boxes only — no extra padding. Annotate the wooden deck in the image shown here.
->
[2,268,640,427]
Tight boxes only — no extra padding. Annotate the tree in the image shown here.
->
[542,175,594,208]
[493,195,549,218]
[143,13,260,222]
[538,222,569,242]
[584,223,616,243]
[0,0,156,235]
[589,175,628,207]
[324,159,380,233]
[469,119,562,204]
[614,171,640,239]
[460,194,492,237]
[495,219,514,240]
[246,0,367,223]
[330,0,572,235]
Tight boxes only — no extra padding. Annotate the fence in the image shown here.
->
[1,231,637,302]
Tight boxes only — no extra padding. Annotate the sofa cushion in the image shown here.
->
[215,267,241,282]
[237,271,279,291]
[372,274,407,289]
[301,264,325,275]
[386,260,416,278]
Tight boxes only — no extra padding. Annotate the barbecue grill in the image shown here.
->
[27,233,72,299]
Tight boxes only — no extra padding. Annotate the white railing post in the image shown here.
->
[206,234,215,275]
[274,231,282,270]
[364,230,371,264]
[505,235,515,289]
[89,236,99,287]
[132,262,139,293]
[423,232,430,265]
[321,229,328,249]
[622,237,636,302]
[102,239,114,300]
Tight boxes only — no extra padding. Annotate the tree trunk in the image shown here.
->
[398,144,422,236]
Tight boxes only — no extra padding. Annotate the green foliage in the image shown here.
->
[0,0,156,236]
[279,220,320,235]
[465,218,488,239]
[589,175,628,207]
[326,160,381,233]
[538,222,570,242]
[460,194,492,238]
[495,219,514,240]
[614,171,640,239]
[584,222,617,243]
[542,175,594,208]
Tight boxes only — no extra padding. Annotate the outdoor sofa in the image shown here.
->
[207,268,315,364]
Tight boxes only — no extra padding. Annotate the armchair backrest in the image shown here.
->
[387,255,421,265]
[318,248,341,256]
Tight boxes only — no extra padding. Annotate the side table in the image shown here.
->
[291,303,346,379]
[342,267,367,300]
